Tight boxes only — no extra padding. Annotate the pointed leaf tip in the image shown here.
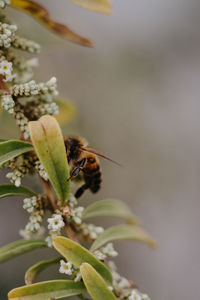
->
[90,224,157,251]
[66,0,112,14]
[10,0,93,47]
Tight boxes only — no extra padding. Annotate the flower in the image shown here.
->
[4,73,16,82]
[71,206,84,224]
[0,60,12,75]
[102,243,118,257]
[47,214,65,232]
[82,223,104,239]
[129,290,142,300]
[59,260,72,275]
[2,94,15,114]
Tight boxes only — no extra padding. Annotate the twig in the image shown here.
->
[41,178,58,210]
[0,74,9,92]
[65,223,79,243]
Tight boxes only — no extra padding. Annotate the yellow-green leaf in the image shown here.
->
[0,239,47,264]
[8,280,86,299]
[0,184,36,199]
[80,263,117,300]
[66,0,112,14]
[28,115,70,206]
[10,0,93,47]
[55,98,77,126]
[90,224,156,251]
[83,198,139,224]
[0,139,33,166]
[25,257,61,285]
[53,236,112,284]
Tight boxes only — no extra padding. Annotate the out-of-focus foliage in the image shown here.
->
[66,0,112,14]
[0,140,33,165]
[0,239,47,263]
[8,280,86,300]
[0,184,36,198]
[83,198,139,224]
[90,224,156,251]
[10,0,93,46]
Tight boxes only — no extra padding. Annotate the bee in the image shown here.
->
[64,136,120,198]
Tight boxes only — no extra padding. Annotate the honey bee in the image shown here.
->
[64,136,120,198]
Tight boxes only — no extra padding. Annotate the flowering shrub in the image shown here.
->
[0,1,155,299]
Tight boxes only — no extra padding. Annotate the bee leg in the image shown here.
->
[75,183,90,198]
[67,167,82,181]
[67,158,86,181]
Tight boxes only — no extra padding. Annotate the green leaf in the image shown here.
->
[0,239,47,263]
[0,140,33,166]
[25,257,61,285]
[10,0,93,47]
[90,224,156,251]
[0,184,36,199]
[66,0,112,14]
[53,236,112,284]
[28,115,70,206]
[80,263,117,300]
[8,280,86,299]
[0,138,7,143]
[83,199,139,224]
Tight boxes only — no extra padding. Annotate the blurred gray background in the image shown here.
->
[1,0,200,299]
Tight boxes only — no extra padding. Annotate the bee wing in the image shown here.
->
[81,147,122,167]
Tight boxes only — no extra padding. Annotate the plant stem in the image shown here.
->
[41,178,58,210]
[0,74,9,92]
[65,223,79,242]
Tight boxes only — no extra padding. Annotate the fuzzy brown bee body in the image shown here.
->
[64,136,102,198]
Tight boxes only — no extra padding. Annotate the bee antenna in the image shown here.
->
[81,147,122,167]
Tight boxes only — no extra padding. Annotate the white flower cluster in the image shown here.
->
[0,22,17,48]
[1,94,15,114]
[0,0,10,8]
[16,57,39,83]
[12,78,57,97]
[102,243,118,257]
[19,226,45,240]
[108,261,151,300]
[0,60,15,82]
[38,102,59,115]
[12,36,40,53]
[67,193,78,208]
[25,214,43,232]
[6,169,23,186]
[23,196,38,213]
[46,214,65,247]
[15,109,29,139]
[59,260,73,275]
[82,223,104,239]
[129,290,150,300]
[94,243,118,260]
[71,206,84,225]
[35,160,48,181]
[26,57,39,68]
